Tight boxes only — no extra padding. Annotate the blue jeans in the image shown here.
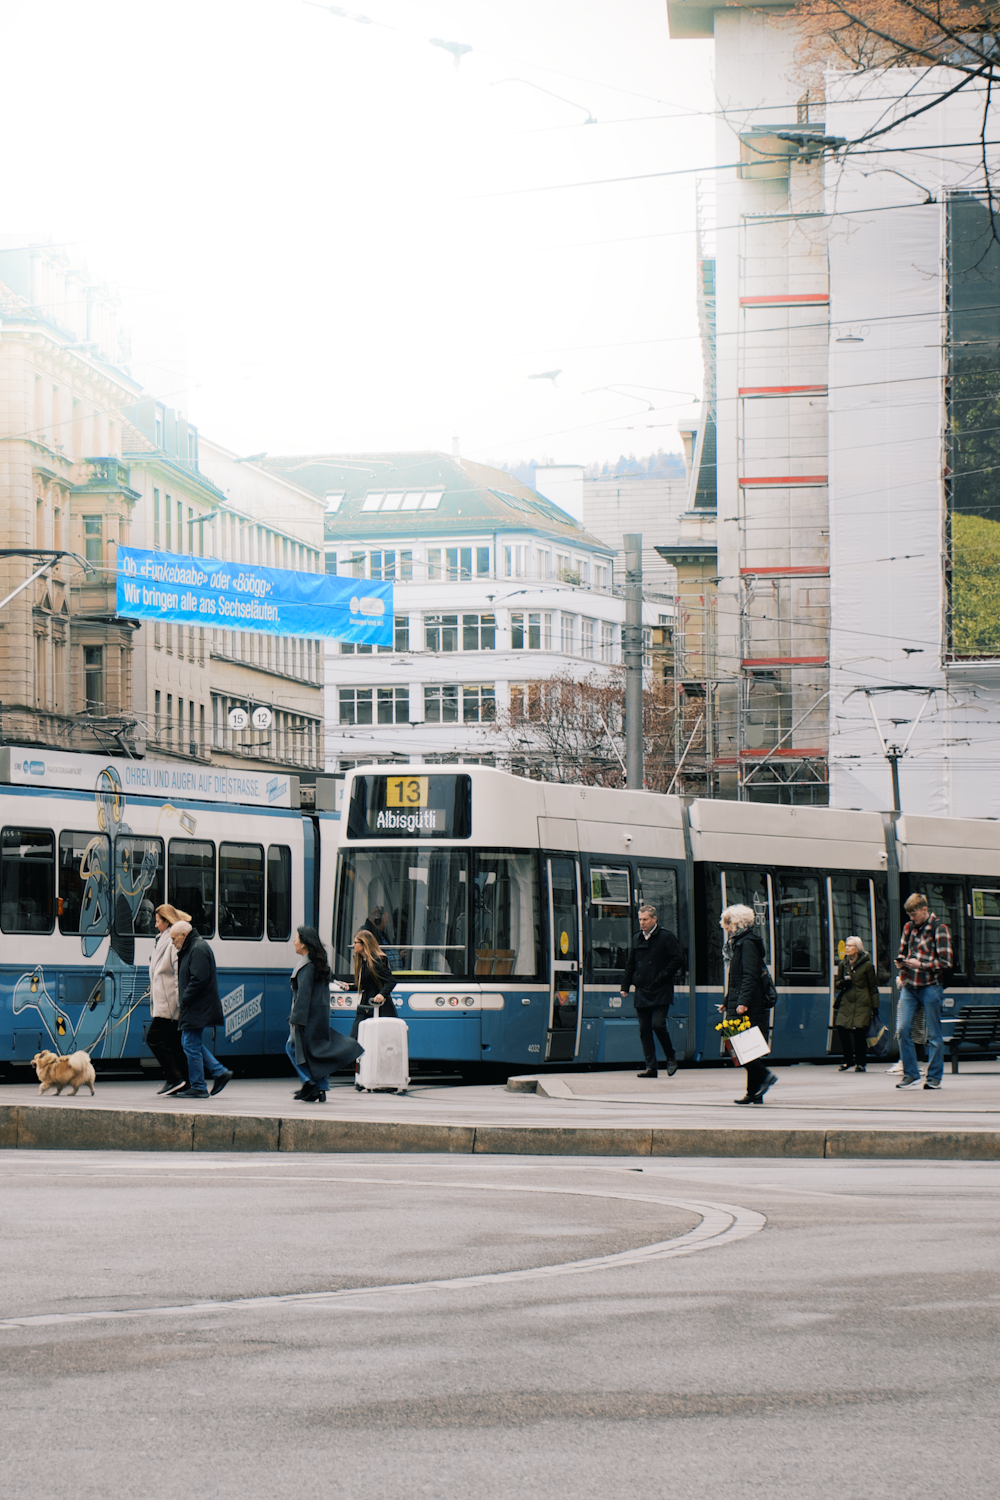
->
[180,1028,227,1093]
[897,984,944,1084]
[285,1033,328,1092]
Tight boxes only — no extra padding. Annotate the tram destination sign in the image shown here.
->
[347,773,472,839]
[0,748,294,809]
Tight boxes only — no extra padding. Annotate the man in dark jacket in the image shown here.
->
[621,903,685,1079]
[170,921,232,1099]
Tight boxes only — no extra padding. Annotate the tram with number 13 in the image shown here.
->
[2,752,999,1073]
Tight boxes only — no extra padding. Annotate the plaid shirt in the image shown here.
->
[897,912,954,987]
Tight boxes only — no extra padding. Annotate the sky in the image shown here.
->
[1,0,715,468]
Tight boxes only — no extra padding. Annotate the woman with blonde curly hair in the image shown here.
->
[719,904,777,1106]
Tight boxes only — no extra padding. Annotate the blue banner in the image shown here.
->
[116,547,392,645]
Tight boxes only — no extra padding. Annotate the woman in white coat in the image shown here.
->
[148,902,191,1095]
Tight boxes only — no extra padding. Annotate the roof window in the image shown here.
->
[380,491,405,511]
[421,490,445,509]
[361,492,384,512]
[325,492,345,513]
[402,490,424,510]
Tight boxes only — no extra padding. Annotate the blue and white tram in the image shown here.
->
[0,747,336,1071]
[328,767,1000,1070]
[4,749,1000,1074]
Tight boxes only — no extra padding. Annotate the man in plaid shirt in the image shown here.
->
[895,892,953,1091]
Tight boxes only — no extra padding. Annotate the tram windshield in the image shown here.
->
[334,848,540,980]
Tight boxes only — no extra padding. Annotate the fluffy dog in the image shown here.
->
[32,1050,96,1097]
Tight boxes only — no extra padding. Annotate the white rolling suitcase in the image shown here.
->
[355,1016,410,1094]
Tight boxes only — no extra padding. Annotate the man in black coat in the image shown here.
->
[170,921,233,1099]
[621,903,685,1079]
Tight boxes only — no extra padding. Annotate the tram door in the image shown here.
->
[545,856,583,1062]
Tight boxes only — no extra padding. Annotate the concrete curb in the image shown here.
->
[1,1104,999,1159]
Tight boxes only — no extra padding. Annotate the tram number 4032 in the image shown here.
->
[386,776,429,808]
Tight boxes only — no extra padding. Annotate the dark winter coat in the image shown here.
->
[289,961,363,1075]
[834,952,879,1030]
[357,956,396,1006]
[622,925,685,1010]
[724,927,772,1028]
[177,931,225,1030]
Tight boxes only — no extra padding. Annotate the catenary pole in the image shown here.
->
[623,532,643,789]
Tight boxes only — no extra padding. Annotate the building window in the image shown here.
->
[83,646,104,711]
[425,614,459,652]
[83,516,102,565]
[153,489,160,547]
[601,622,616,664]
[165,494,172,550]
[427,548,442,580]
[339,688,373,725]
[462,613,496,650]
[511,612,550,649]
[325,553,338,575]
[371,550,396,580]
[576,557,591,584]
[476,546,490,576]
[446,547,472,580]
[581,618,595,659]
[643,626,652,669]
[536,550,551,579]
[560,612,575,654]
[425,684,459,723]
[505,544,527,579]
[462,685,496,722]
[400,550,413,580]
[384,615,409,652]
[350,552,365,579]
[378,686,409,724]
[154,407,164,447]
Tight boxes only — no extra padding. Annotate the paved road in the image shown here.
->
[2,1151,998,1499]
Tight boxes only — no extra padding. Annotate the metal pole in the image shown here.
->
[623,532,643,789]
[887,749,902,813]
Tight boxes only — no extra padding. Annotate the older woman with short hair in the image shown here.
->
[720,903,778,1105]
[834,936,879,1072]
[147,902,191,1095]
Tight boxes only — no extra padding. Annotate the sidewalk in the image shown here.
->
[0,1061,997,1158]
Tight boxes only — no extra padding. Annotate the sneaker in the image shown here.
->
[923,1080,942,1090]
[210,1069,233,1097]
[888,1061,904,1075]
[854,1066,866,1074]
[895,1076,921,1089]
[666,1059,678,1077]
[162,1078,189,1096]
[171,1087,209,1099]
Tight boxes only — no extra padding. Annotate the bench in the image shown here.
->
[948,1004,1000,1073]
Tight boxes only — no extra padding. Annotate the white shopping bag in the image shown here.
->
[729,1025,770,1065]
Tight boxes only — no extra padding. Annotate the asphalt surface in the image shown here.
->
[2,1150,999,1499]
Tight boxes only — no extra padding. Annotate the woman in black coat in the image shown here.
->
[720,904,778,1106]
[287,926,362,1102]
[350,929,397,1039]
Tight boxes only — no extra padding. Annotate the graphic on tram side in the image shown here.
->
[10,766,158,1058]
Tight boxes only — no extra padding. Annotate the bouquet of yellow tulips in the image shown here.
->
[716,1013,751,1065]
[715,1016,752,1038]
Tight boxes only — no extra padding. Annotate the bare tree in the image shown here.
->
[488,669,677,791]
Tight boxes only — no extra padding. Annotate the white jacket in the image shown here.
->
[149,929,180,1020]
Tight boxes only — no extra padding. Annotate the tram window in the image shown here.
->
[334,849,468,977]
[58,831,110,936]
[703,867,724,986]
[873,875,890,982]
[830,875,873,965]
[113,837,164,936]
[1,827,55,934]
[168,839,216,936]
[267,845,292,942]
[473,851,539,977]
[906,877,965,974]
[723,869,772,965]
[636,865,679,936]
[775,874,825,980]
[971,889,1000,974]
[219,843,264,939]
[590,865,632,972]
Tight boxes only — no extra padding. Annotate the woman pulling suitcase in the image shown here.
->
[350,930,398,1036]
